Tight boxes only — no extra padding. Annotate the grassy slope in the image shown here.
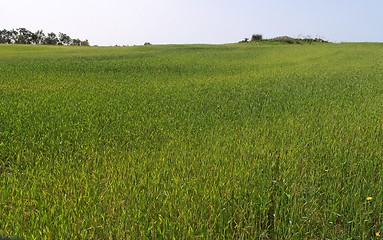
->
[1,43,383,238]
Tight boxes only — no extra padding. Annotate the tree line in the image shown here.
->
[240,34,328,44]
[0,28,89,46]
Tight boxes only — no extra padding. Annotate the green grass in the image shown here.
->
[1,43,383,239]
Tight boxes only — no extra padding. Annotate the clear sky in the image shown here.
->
[2,0,383,46]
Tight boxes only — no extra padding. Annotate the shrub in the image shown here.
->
[251,34,263,42]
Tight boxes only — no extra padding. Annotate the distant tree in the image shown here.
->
[0,28,89,46]
[7,29,18,44]
[16,28,34,44]
[71,38,81,46]
[0,29,8,43]
[58,32,72,45]
[34,30,46,45]
[144,42,151,45]
[81,39,90,46]
[251,34,263,42]
[45,32,58,45]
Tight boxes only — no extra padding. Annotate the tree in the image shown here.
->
[251,34,263,42]
[71,38,81,46]
[45,32,58,45]
[0,29,8,44]
[58,32,72,45]
[0,28,89,46]
[34,30,46,45]
[81,39,90,46]
[16,28,34,44]
[7,29,18,44]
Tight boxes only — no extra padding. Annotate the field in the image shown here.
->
[1,43,383,239]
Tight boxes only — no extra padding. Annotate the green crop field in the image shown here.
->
[1,43,383,239]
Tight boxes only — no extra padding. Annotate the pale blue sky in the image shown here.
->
[1,0,382,46]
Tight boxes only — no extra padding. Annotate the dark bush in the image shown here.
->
[251,34,263,42]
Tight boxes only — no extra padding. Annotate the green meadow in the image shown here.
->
[1,43,383,239]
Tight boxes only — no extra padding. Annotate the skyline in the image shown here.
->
[2,0,383,46]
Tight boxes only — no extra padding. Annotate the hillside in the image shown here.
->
[1,43,383,239]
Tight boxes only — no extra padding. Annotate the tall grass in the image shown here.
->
[1,43,383,238]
